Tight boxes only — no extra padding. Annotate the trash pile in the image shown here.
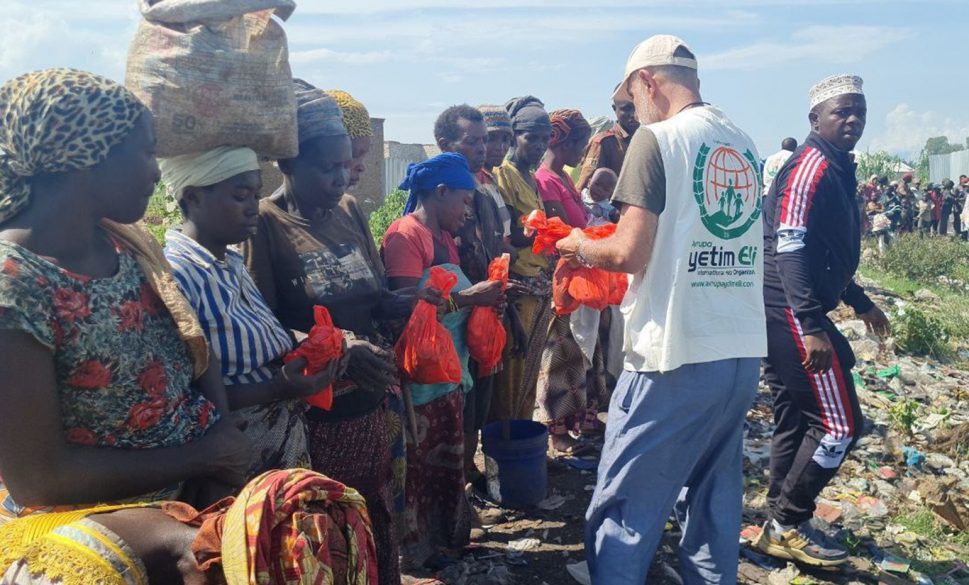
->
[413,275,967,585]
[739,275,969,585]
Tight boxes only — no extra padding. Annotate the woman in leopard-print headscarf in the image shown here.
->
[0,68,253,584]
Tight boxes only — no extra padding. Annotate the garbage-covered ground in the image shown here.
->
[412,270,969,585]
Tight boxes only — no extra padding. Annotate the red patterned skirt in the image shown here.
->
[399,390,473,568]
[306,406,399,585]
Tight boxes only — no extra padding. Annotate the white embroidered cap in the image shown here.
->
[809,74,864,109]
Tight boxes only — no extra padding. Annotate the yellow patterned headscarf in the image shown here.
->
[221,469,378,585]
[325,90,374,138]
[0,68,146,223]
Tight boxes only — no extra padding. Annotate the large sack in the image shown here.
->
[125,0,299,159]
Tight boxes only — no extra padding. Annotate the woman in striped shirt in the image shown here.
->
[161,146,342,479]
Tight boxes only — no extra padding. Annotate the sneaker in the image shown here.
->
[755,519,849,566]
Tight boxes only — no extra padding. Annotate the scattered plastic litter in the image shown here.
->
[856,495,889,517]
[878,555,911,574]
[902,446,926,468]
[506,538,541,554]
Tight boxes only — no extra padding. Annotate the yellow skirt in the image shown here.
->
[0,505,148,585]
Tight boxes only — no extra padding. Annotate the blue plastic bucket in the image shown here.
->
[481,420,548,509]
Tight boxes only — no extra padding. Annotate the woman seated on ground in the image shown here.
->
[242,80,434,585]
[381,152,505,571]
[533,109,609,455]
[160,146,343,478]
[0,68,253,583]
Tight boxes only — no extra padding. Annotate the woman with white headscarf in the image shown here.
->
[160,146,343,480]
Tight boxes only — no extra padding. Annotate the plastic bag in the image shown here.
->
[395,266,462,384]
[552,222,627,315]
[521,210,573,256]
[283,305,344,410]
[467,254,510,370]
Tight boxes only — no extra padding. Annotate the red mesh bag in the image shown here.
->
[395,266,462,384]
[582,223,617,240]
[552,223,627,315]
[608,272,629,306]
[283,305,344,410]
[467,254,510,370]
[552,257,582,316]
[521,210,573,256]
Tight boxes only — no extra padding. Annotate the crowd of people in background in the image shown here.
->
[761,136,969,256]
[0,29,920,585]
[859,172,969,252]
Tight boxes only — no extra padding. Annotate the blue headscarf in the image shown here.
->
[400,152,476,215]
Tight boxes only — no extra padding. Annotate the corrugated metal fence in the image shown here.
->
[384,157,413,198]
[929,150,969,183]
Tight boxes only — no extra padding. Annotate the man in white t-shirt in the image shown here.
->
[558,35,767,584]
[762,137,797,194]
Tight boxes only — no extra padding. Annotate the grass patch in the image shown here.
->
[876,234,969,285]
[859,247,969,367]
[893,507,969,549]
[892,507,969,578]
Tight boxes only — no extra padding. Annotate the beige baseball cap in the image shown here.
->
[613,34,697,102]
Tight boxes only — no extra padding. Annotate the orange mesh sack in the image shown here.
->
[467,254,510,370]
[283,305,344,410]
[552,257,582,316]
[522,210,573,256]
[608,272,629,306]
[567,266,612,312]
[582,223,617,240]
[395,266,462,384]
[552,222,626,315]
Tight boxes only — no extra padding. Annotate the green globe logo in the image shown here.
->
[692,144,762,239]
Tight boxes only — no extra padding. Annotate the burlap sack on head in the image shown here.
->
[125,0,299,159]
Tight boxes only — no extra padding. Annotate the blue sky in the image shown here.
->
[5,0,967,159]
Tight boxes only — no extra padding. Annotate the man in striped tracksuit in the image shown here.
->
[757,74,891,566]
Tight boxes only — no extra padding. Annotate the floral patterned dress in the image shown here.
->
[0,236,218,520]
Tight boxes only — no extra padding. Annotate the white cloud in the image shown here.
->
[0,1,136,83]
[705,25,913,70]
[867,103,969,157]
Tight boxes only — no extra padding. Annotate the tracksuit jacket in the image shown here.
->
[763,132,874,333]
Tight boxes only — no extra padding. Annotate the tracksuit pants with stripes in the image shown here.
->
[763,306,864,527]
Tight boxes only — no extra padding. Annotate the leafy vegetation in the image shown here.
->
[143,183,180,244]
[860,236,969,366]
[368,188,408,245]
[888,397,921,435]
[855,150,908,183]
[876,234,969,285]
[892,306,952,360]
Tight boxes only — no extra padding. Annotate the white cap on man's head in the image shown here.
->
[809,74,864,109]
[613,35,697,102]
